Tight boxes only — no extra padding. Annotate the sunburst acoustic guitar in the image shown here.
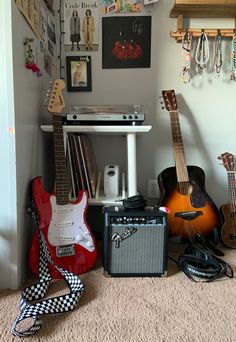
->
[218,152,236,248]
[29,79,97,278]
[158,90,220,242]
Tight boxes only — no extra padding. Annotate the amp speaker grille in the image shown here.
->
[109,224,165,274]
[103,206,168,277]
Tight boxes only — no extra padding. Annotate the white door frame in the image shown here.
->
[0,0,18,289]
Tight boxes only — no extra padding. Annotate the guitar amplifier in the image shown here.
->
[103,206,168,277]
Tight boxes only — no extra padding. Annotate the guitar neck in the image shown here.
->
[52,114,70,205]
[169,110,189,183]
[227,172,236,205]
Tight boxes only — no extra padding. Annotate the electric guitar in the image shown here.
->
[218,152,236,248]
[29,79,97,278]
[158,90,219,241]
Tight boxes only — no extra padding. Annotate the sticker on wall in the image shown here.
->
[102,16,151,69]
[102,0,143,14]
[63,0,99,52]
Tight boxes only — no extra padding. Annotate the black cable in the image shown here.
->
[169,244,234,282]
[120,194,147,210]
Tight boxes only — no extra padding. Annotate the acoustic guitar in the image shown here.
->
[158,90,219,241]
[218,152,236,248]
[29,79,97,278]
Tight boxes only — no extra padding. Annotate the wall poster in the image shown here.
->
[15,0,40,37]
[64,0,99,52]
[102,16,151,69]
[102,0,143,14]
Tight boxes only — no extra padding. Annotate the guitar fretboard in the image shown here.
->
[169,111,189,183]
[227,172,236,205]
[53,114,70,205]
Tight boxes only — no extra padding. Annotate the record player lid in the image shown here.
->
[67,104,146,115]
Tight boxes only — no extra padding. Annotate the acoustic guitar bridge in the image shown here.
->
[175,211,203,220]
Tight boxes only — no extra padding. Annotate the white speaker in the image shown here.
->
[104,165,119,197]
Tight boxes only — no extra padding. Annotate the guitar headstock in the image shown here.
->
[47,79,65,114]
[161,90,178,112]
[218,152,235,172]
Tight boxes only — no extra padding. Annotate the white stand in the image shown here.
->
[41,125,152,205]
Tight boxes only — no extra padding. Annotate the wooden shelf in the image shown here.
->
[170,1,236,41]
[170,1,236,18]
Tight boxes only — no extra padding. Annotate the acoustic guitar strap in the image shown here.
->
[11,202,85,338]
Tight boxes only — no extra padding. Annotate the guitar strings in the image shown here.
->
[171,111,197,240]
[228,172,236,237]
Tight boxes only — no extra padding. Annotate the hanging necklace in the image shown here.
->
[213,32,223,78]
[180,31,192,84]
[195,32,209,76]
[230,34,236,81]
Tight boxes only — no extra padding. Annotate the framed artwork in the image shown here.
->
[102,16,151,69]
[66,56,92,92]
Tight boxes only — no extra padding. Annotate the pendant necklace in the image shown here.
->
[180,32,192,84]
[195,32,209,76]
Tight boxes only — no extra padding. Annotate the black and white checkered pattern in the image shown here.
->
[12,204,85,338]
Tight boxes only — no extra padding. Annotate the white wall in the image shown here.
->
[0,0,55,289]
[0,0,17,289]
[1,0,235,289]
[62,0,236,207]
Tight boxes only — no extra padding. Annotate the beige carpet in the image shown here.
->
[1,244,236,342]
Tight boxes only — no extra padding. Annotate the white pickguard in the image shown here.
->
[47,192,95,252]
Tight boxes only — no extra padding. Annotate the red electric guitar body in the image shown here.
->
[29,80,97,278]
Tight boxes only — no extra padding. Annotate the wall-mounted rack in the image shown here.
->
[170,1,236,42]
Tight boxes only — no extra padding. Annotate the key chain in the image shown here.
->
[195,32,209,76]
[180,31,192,84]
[230,33,236,81]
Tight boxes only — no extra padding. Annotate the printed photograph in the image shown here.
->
[64,0,99,52]
[66,56,92,92]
